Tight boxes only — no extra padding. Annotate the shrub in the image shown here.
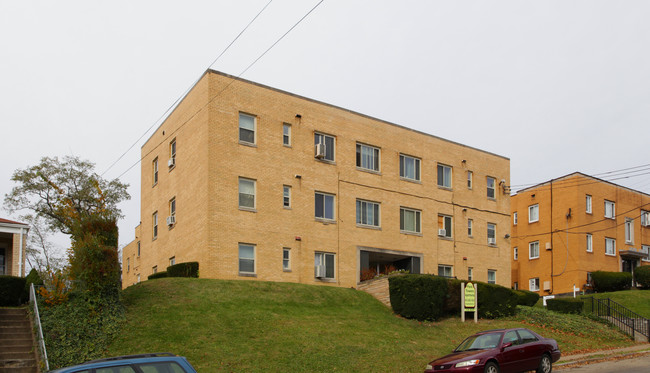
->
[634,265,650,288]
[591,271,632,292]
[167,262,199,278]
[476,282,518,318]
[0,276,27,306]
[389,274,448,321]
[148,271,168,280]
[444,279,463,315]
[547,297,584,314]
[514,289,540,306]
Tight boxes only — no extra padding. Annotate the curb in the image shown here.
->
[555,346,650,369]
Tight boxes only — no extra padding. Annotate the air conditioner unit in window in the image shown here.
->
[315,143,326,159]
[487,237,496,245]
[438,229,446,236]
[168,158,175,168]
[166,216,176,226]
[543,281,551,291]
[315,265,326,278]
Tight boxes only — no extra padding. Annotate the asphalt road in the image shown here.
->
[558,353,650,372]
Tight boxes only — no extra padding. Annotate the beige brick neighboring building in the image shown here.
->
[122,70,511,289]
[0,218,29,277]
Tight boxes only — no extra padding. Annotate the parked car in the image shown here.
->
[424,328,561,373]
[48,352,198,373]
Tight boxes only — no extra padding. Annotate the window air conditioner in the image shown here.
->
[487,237,496,245]
[543,281,551,291]
[168,158,175,168]
[166,216,176,226]
[438,229,446,236]
[315,143,326,159]
[315,265,326,278]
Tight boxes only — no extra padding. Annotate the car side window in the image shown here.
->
[96,367,137,373]
[516,329,538,344]
[503,331,520,346]
[139,362,187,373]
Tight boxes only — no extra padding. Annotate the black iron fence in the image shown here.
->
[584,296,649,341]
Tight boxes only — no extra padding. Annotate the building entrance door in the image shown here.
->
[0,247,5,275]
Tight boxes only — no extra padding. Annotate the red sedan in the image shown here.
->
[424,328,561,373]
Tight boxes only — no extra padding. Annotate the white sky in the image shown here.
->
[2,1,650,251]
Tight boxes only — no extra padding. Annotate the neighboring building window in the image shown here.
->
[641,210,650,227]
[169,139,176,168]
[137,241,141,257]
[283,185,291,208]
[152,158,159,186]
[356,143,380,172]
[137,274,140,283]
[487,223,496,245]
[169,256,175,266]
[314,252,335,279]
[169,197,176,217]
[529,204,539,223]
[514,247,518,260]
[314,133,335,161]
[239,113,256,144]
[438,265,453,278]
[438,214,452,238]
[604,200,615,219]
[605,237,616,256]
[587,272,593,285]
[152,266,158,274]
[315,192,335,220]
[437,164,452,188]
[399,154,421,181]
[625,218,634,244]
[487,270,496,284]
[529,278,540,291]
[586,234,593,252]
[467,171,473,189]
[514,282,518,290]
[127,258,130,272]
[641,245,650,262]
[468,267,473,281]
[356,199,380,227]
[239,178,256,209]
[152,212,158,239]
[467,219,473,237]
[239,243,255,274]
[400,207,421,234]
[513,212,518,225]
[586,195,592,214]
[487,177,496,199]
[283,248,291,271]
[529,241,540,259]
[283,123,291,146]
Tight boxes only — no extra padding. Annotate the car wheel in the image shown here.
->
[484,361,500,373]
[536,354,552,373]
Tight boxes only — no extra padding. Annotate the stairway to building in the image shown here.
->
[357,277,392,307]
[0,308,38,373]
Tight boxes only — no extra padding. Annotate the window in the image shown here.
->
[587,272,593,285]
[239,113,256,144]
[314,252,335,279]
[605,200,615,219]
[314,133,335,161]
[438,214,452,238]
[239,243,255,274]
[169,256,175,266]
[437,164,452,188]
[152,266,158,274]
[356,199,380,227]
[518,329,539,344]
[467,171,473,189]
[152,158,159,186]
[586,234,593,252]
[438,265,453,277]
[356,143,380,172]
[487,270,496,284]
[282,123,291,146]
[529,278,540,291]
[513,212,518,225]
[514,247,518,260]
[283,185,291,208]
[399,154,420,181]
[625,218,634,244]
[642,245,650,262]
[586,195,592,214]
[529,241,539,259]
[169,197,176,218]
[169,139,176,168]
[127,258,130,272]
[137,241,141,257]
[513,282,518,290]
[400,207,421,234]
[152,212,158,239]
[467,219,473,237]
[486,177,496,199]
[641,210,650,227]
[468,267,473,281]
[487,223,496,245]
[605,237,616,256]
[283,248,291,271]
[529,204,539,223]
[315,192,335,220]
[239,178,256,210]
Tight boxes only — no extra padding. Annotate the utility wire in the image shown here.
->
[510,163,650,189]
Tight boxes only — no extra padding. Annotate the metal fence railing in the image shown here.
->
[29,283,49,371]
[584,296,650,341]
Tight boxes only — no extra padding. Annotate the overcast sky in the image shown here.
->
[2,1,650,251]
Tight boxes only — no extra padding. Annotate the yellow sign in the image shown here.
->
[464,283,476,308]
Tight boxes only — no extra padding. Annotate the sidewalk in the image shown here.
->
[556,344,650,368]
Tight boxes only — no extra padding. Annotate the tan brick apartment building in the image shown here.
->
[0,217,29,277]
[122,70,511,289]
[511,172,650,295]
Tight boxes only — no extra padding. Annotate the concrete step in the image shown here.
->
[0,339,32,348]
[0,368,38,373]
[0,353,34,361]
[0,358,38,373]
[0,347,33,355]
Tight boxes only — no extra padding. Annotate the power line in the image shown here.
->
[510,163,650,189]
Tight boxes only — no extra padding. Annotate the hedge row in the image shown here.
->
[0,276,26,306]
[634,265,650,288]
[148,271,168,280]
[591,271,632,292]
[514,289,540,306]
[547,298,584,314]
[147,262,199,281]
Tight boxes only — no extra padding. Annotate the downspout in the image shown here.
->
[19,227,24,277]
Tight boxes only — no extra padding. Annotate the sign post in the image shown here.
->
[461,282,478,323]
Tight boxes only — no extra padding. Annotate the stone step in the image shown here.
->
[0,353,34,361]
[0,339,32,348]
[0,347,33,354]
[0,367,39,373]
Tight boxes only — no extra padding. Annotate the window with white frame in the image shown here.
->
[137,241,140,257]
[239,113,256,144]
[152,158,159,186]
[169,256,175,266]
[314,252,335,279]
[529,204,539,223]
[487,177,496,199]
[467,171,473,189]
[239,178,256,209]
[529,278,540,291]
[356,199,380,227]
[169,139,176,168]
[169,197,176,218]
[513,282,518,290]
[152,265,157,274]
[438,214,452,238]
[437,164,452,188]
[642,245,650,262]
[283,248,291,271]
[604,200,615,219]
[587,272,593,285]
[315,192,335,220]
[438,265,453,277]
[399,154,421,181]
[487,223,496,245]
[529,241,540,259]
[238,243,255,274]
[127,258,130,272]
[514,247,518,260]
[282,123,291,146]
[513,212,518,225]
[605,237,616,256]
[283,185,291,208]
[468,267,473,281]
[400,207,421,234]
[152,212,158,239]
[641,210,650,227]
[356,143,380,172]
[314,133,335,161]
[467,219,473,237]
[586,195,592,214]
[586,234,593,252]
[625,218,634,244]
[487,270,496,284]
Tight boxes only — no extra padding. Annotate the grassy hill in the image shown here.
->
[580,289,650,318]
[108,278,636,372]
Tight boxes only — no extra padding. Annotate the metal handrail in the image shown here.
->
[585,296,649,340]
[29,283,49,371]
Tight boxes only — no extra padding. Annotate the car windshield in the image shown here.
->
[455,332,502,352]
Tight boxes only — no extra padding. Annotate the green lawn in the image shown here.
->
[109,278,636,372]
[580,289,650,318]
